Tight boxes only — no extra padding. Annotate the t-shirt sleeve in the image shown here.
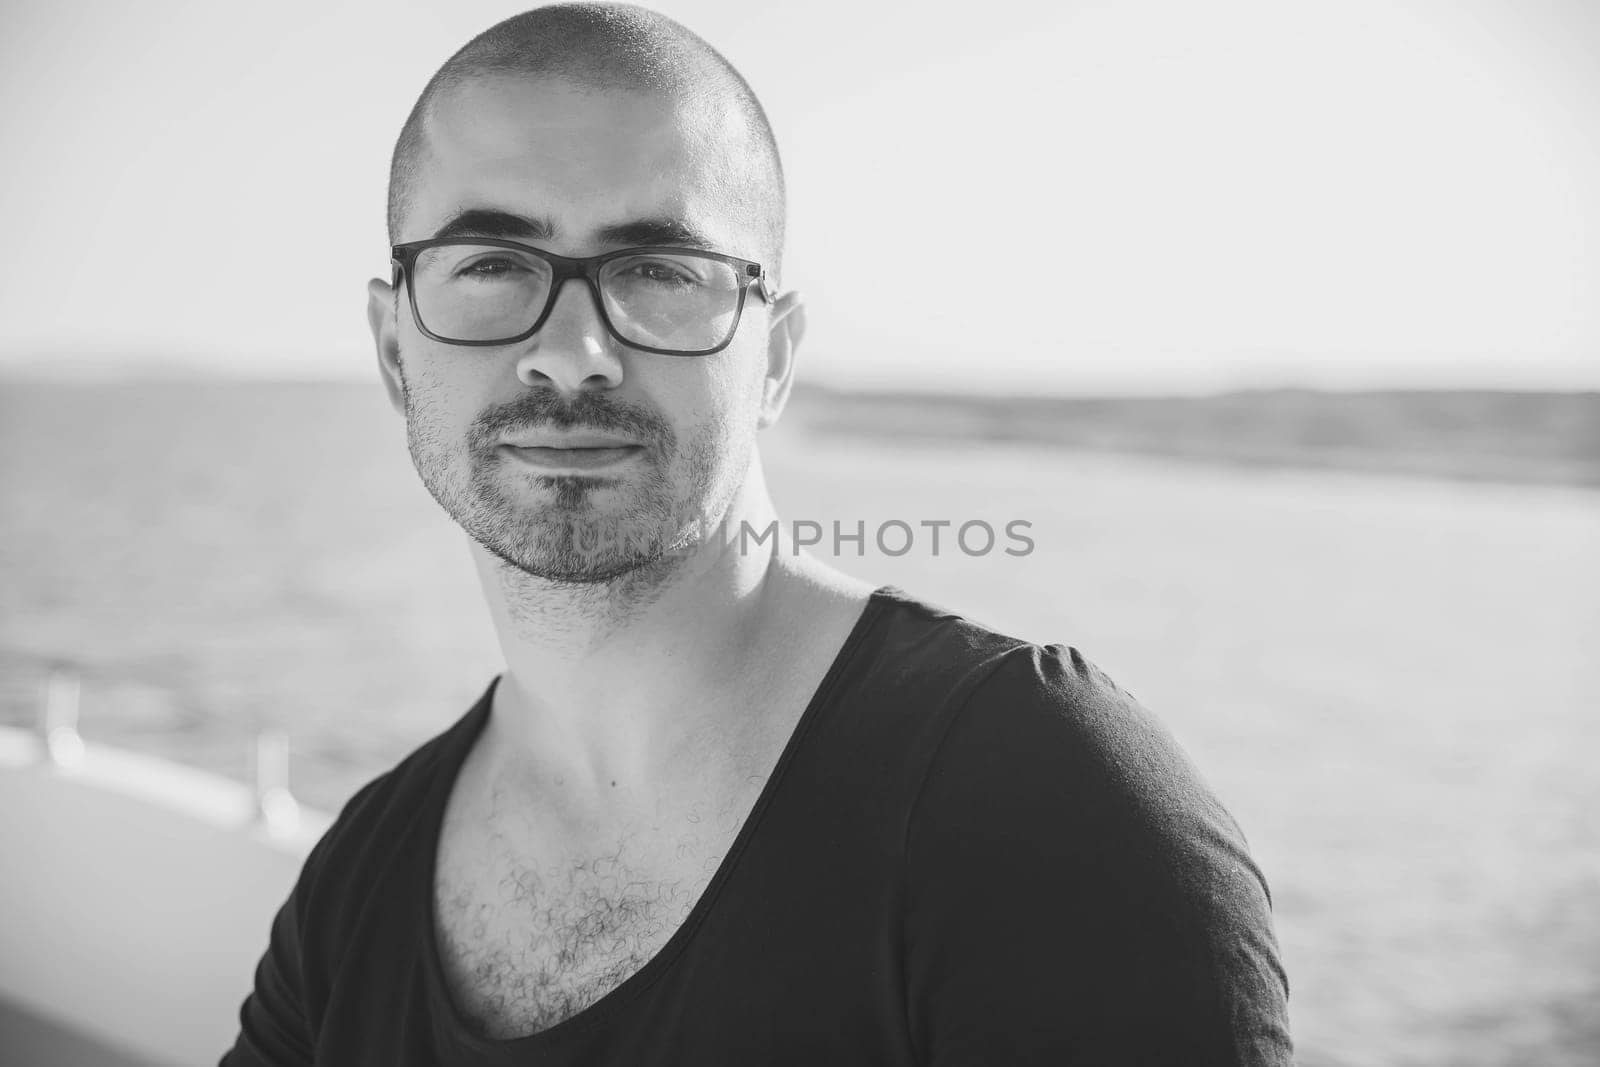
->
[216,802,359,1067]
[219,769,389,1067]
[902,644,1293,1066]
[219,881,316,1067]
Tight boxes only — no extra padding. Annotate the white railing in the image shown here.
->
[0,663,332,1066]
[15,663,321,841]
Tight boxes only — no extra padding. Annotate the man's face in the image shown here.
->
[370,75,792,582]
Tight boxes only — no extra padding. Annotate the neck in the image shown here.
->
[468,457,791,796]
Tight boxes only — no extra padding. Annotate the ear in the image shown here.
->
[367,277,406,416]
[757,289,806,430]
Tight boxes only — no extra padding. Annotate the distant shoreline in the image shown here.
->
[783,383,1600,489]
[5,377,1596,489]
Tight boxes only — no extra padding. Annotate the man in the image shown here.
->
[225,4,1292,1063]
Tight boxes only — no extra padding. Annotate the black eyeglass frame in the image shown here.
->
[390,238,774,357]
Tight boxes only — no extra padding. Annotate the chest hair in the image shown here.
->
[433,793,740,1040]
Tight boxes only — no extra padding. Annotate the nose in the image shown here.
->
[514,276,625,393]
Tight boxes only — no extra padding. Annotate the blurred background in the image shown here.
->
[1,1,1597,1064]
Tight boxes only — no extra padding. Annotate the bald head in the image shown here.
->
[386,3,785,277]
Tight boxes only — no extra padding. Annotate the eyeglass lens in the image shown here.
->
[409,244,745,352]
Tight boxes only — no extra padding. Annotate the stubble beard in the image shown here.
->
[398,365,748,585]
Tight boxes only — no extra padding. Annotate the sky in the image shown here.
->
[0,0,1595,394]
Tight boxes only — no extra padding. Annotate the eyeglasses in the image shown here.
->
[390,238,773,357]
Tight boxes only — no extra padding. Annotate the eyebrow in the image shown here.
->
[428,208,721,252]
[431,209,552,241]
[595,217,719,251]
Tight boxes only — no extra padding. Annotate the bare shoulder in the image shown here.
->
[719,554,878,725]
[766,552,878,644]
[780,550,879,607]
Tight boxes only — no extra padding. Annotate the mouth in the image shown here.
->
[498,437,645,473]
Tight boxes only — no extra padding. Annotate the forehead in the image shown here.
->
[408,74,761,254]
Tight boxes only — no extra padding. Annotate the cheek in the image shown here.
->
[652,338,766,429]
[711,336,771,414]
[398,332,484,401]
[694,354,766,453]
[395,350,494,452]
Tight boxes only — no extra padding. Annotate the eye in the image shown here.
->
[456,256,529,279]
[628,260,698,286]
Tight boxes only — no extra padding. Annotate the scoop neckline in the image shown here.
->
[418,585,900,1058]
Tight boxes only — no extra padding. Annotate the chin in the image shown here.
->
[472,496,707,582]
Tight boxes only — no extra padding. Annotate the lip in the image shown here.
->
[501,430,641,449]
[499,442,644,472]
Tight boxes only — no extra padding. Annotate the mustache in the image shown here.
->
[471,390,674,451]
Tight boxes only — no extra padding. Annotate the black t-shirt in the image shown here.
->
[224,587,1292,1065]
